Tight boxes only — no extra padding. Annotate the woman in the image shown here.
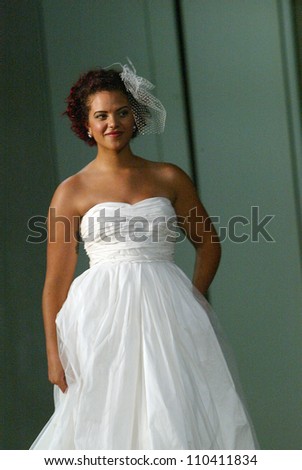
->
[31,61,257,449]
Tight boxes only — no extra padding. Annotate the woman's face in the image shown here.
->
[86,90,135,151]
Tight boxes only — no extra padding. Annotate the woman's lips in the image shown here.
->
[105,131,122,137]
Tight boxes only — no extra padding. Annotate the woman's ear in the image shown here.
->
[86,123,92,139]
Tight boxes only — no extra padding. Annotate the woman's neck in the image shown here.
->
[94,145,137,170]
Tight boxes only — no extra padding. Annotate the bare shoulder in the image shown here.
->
[49,173,84,217]
[148,161,198,202]
[148,160,191,180]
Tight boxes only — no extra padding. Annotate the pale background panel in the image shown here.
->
[182,0,302,449]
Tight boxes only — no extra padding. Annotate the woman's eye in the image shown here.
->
[96,114,107,120]
[119,109,129,117]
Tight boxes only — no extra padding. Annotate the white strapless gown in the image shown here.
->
[31,197,257,450]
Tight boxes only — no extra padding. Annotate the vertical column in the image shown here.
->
[1,0,58,449]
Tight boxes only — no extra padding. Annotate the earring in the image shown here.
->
[87,131,92,138]
[133,125,137,133]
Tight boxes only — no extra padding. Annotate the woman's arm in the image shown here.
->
[167,165,221,295]
[42,180,80,392]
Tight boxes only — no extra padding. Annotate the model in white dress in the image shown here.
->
[30,197,257,449]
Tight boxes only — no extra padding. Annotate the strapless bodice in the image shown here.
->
[80,197,178,266]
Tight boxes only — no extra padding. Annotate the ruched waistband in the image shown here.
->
[87,246,174,267]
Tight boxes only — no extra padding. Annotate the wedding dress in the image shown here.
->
[30,197,257,450]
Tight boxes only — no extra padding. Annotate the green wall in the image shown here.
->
[182,0,302,449]
[2,0,301,450]
[1,0,58,449]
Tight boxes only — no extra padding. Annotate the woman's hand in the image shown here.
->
[47,354,68,393]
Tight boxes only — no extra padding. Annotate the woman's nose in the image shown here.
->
[108,115,119,128]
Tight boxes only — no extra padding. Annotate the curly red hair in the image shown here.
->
[64,68,138,146]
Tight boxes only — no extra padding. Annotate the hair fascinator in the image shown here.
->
[107,58,166,135]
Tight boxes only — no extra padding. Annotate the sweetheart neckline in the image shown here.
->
[81,196,173,221]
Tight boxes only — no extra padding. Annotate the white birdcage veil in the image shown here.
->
[105,59,166,135]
